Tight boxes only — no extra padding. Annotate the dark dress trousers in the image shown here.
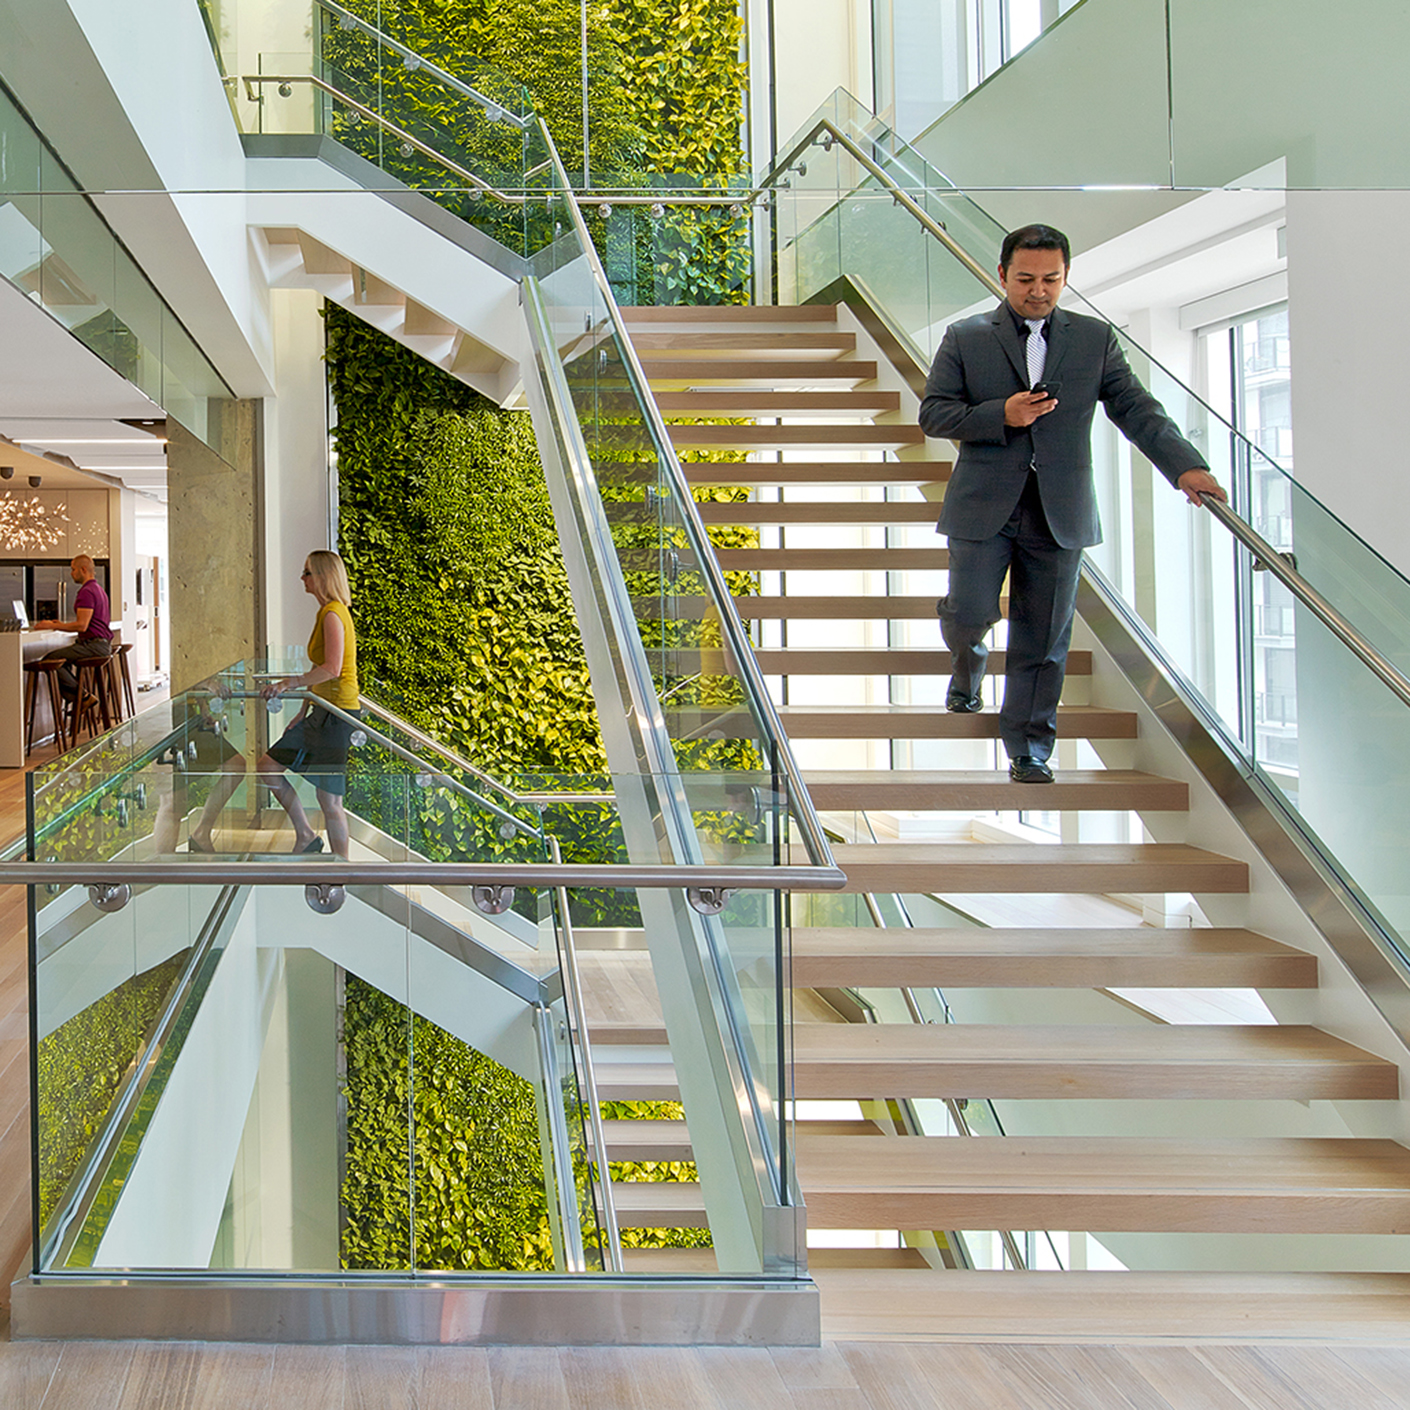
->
[919,302,1205,760]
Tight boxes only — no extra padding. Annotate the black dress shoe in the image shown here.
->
[1009,755,1054,783]
[946,690,983,713]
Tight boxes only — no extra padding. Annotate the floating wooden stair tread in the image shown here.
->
[790,926,1317,990]
[809,1247,933,1270]
[802,768,1183,811]
[755,647,1089,674]
[622,305,840,324]
[627,331,857,356]
[593,1023,670,1045]
[595,1063,679,1103]
[603,1119,691,1162]
[633,595,946,621]
[790,1023,1398,1101]
[734,594,941,619]
[660,644,980,674]
[685,461,951,487]
[636,358,879,388]
[793,841,1248,895]
[622,1248,720,1273]
[697,501,937,525]
[669,424,924,451]
[656,390,901,416]
[612,1180,708,1227]
[775,704,1137,739]
[795,1135,1410,1233]
[812,1268,1410,1343]
[717,548,950,572]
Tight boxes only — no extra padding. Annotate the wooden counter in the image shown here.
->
[0,630,74,768]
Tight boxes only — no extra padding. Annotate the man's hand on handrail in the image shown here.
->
[1177,467,1227,505]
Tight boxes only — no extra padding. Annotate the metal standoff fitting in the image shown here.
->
[472,885,515,915]
[305,883,346,915]
[88,883,131,914]
[687,886,734,916]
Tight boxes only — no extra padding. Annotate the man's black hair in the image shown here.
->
[1000,224,1071,272]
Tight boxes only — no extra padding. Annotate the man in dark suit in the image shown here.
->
[919,224,1226,782]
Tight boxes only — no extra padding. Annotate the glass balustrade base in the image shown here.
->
[9,1273,821,1346]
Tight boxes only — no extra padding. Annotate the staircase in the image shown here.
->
[592,302,1410,1339]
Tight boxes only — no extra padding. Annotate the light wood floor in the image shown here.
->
[4,750,1410,1407]
[2,1335,1410,1408]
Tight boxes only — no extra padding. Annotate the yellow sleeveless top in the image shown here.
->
[309,600,359,710]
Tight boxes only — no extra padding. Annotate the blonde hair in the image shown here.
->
[304,549,351,605]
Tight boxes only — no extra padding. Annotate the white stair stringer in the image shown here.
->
[246,156,525,405]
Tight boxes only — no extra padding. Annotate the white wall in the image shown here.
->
[1284,190,1410,574]
[770,0,872,156]
[93,903,274,1269]
[263,289,329,654]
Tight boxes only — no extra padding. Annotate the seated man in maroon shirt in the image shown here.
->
[36,554,114,694]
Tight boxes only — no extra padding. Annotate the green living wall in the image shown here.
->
[332,0,750,303]
[36,952,190,1226]
[332,0,750,1267]
[340,977,559,1270]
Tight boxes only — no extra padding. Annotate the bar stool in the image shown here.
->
[111,643,137,720]
[23,659,69,756]
[67,656,115,743]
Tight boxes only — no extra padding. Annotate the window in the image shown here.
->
[1201,304,1298,783]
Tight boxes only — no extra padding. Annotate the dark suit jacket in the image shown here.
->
[919,303,1206,549]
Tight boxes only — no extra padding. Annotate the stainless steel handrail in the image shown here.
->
[763,118,1000,295]
[531,116,840,877]
[1,859,838,889]
[355,696,616,808]
[242,75,525,204]
[317,0,532,130]
[1200,495,1410,710]
[762,116,1410,718]
[214,688,543,840]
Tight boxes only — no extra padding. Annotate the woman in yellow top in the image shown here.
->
[259,550,361,857]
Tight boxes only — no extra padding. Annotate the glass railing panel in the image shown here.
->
[301,0,539,255]
[33,869,221,1270]
[317,0,534,123]
[773,113,845,306]
[313,45,531,185]
[32,193,119,360]
[541,966,608,1272]
[1276,611,1410,945]
[539,254,779,784]
[0,78,234,455]
[23,656,815,1277]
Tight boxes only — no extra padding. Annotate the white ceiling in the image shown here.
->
[0,276,168,502]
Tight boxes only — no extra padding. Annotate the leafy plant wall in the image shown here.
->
[341,977,559,1271]
[330,0,750,303]
[331,0,751,1267]
[37,952,191,1226]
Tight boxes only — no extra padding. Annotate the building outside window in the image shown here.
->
[1203,305,1299,784]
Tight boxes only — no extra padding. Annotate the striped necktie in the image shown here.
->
[1025,319,1047,388]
